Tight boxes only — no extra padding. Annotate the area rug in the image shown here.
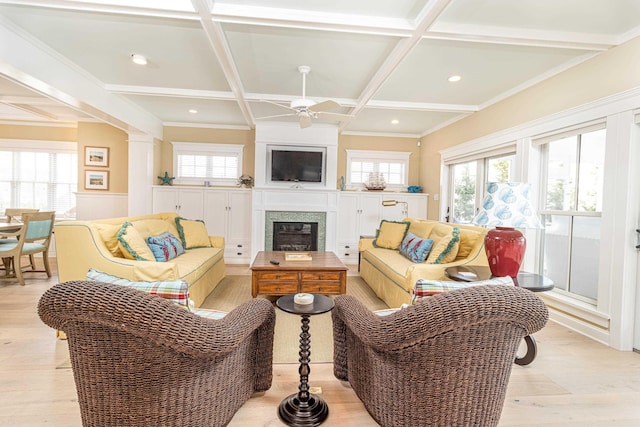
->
[200,275,388,363]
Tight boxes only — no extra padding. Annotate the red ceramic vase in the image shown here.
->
[484,227,526,278]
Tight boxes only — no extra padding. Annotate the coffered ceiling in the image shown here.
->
[1,0,639,138]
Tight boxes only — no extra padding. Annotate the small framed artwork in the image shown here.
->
[85,170,109,190]
[84,146,109,167]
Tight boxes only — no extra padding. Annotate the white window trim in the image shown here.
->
[171,141,243,186]
[345,149,410,190]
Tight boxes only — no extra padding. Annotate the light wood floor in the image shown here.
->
[2,262,640,426]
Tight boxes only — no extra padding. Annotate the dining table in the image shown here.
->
[0,222,22,233]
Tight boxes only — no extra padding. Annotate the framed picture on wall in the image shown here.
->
[84,146,109,167]
[85,170,109,190]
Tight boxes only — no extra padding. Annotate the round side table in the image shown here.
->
[444,265,553,366]
[276,294,334,427]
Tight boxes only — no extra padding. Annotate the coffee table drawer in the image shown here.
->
[258,282,299,294]
[300,282,342,294]
[301,272,343,281]
[256,271,298,281]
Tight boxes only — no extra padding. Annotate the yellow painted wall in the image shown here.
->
[337,134,421,190]
[420,35,640,220]
[0,124,76,141]
[77,122,128,193]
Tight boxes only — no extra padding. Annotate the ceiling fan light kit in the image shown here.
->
[257,65,353,128]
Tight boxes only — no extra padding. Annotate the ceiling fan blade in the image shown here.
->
[309,100,340,112]
[256,113,297,120]
[260,99,295,111]
[299,114,312,128]
[316,111,354,122]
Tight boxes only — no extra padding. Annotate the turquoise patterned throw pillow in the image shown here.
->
[399,232,433,263]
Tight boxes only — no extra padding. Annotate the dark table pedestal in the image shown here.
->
[276,294,334,426]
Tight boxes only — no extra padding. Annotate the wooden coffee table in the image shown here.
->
[251,251,347,298]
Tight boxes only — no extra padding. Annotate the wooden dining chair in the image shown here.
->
[0,211,55,285]
[3,208,39,223]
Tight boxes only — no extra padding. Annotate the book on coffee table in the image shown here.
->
[285,252,313,261]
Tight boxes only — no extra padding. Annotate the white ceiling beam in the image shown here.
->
[0,16,163,138]
[210,3,413,37]
[191,0,255,128]
[0,101,59,120]
[104,84,478,113]
[338,0,454,132]
[424,31,611,51]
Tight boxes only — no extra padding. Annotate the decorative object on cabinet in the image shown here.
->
[85,170,109,190]
[157,171,175,186]
[472,182,543,278]
[407,185,423,193]
[339,176,345,191]
[364,172,386,191]
[84,146,109,167]
[237,174,254,188]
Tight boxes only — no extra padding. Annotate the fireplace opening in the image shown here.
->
[273,222,318,251]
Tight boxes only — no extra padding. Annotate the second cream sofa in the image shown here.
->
[359,218,488,308]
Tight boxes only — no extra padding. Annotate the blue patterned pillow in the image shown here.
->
[398,232,433,263]
[146,232,185,262]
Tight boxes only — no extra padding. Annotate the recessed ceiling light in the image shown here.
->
[131,54,148,65]
[391,119,399,124]
[188,109,198,114]
[448,75,462,82]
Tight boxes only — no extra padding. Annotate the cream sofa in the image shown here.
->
[359,218,488,308]
[54,212,226,307]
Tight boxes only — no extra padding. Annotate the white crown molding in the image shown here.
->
[419,112,473,137]
[340,130,421,138]
[163,121,251,130]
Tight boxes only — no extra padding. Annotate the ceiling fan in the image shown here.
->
[257,65,353,128]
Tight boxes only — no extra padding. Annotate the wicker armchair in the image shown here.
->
[38,280,276,427]
[332,285,548,427]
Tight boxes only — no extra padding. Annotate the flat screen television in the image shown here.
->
[268,147,325,184]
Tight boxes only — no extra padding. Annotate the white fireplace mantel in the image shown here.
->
[251,188,339,260]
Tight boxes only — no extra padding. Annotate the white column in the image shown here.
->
[128,133,155,216]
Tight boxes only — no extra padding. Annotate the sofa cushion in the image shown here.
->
[175,217,212,249]
[92,223,123,257]
[456,228,483,260]
[175,246,224,284]
[362,247,415,293]
[398,232,433,263]
[407,219,436,239]
[86,268,192,310]
[117,221,155,261]
[426,225,460,264]
[131,218,180,240]
[373,220,410,250]
[147,231,185,262]
[412,276,514,302]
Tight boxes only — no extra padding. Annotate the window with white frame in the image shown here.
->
[346,149,410,189]
[172,142,243,186]
[446,151,516,224]
[537,124,605,304]
[0,140,77,217]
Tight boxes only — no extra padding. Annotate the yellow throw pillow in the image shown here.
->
[131,218,180,240]
[116,221,155,261]
[426,226,460,264]
[373,220,410,250]
[92,223,123,257]
[175,217,212,249]
[456,229,482,259]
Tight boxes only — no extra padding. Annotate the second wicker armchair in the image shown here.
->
[332,284,548,427]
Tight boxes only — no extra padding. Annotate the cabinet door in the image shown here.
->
[227,190,251,241]
[405,194,428,218]
[337,193,359,244]
[358,194,383,236]
[202,190,228,237]
[177,189,204,220]
[152,187,179,213]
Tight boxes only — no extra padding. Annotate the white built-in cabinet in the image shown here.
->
[336,191,428,263]
[151,186,252,263]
